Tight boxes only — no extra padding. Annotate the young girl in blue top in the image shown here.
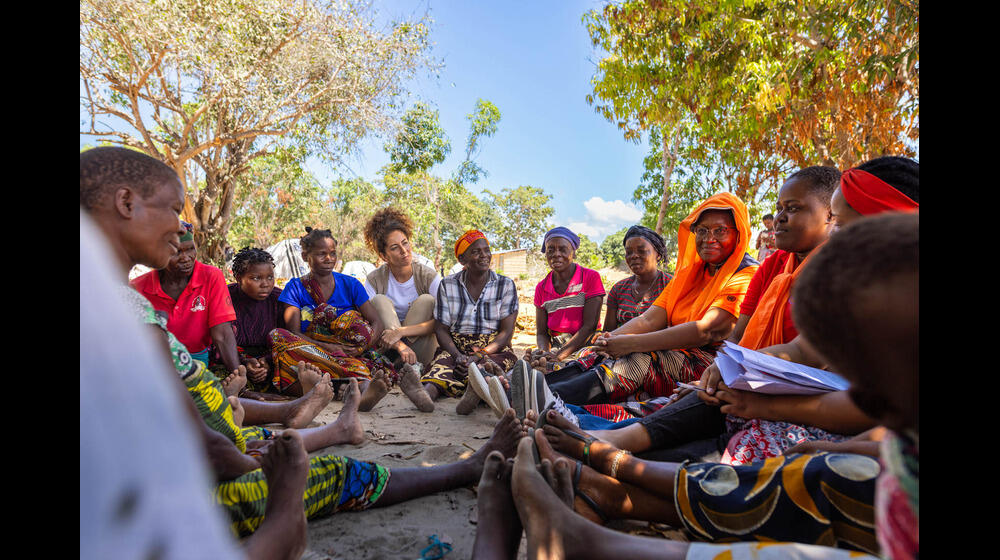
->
[269,227,394,409]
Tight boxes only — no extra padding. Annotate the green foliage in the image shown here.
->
[455,99,502,184]
[228,147,325,251]
[481,185,555,251]
[575,234,605,270]
[599,227,629,268]
[319,177,385,263]
[384,102,451,175]
[585,0,919,226]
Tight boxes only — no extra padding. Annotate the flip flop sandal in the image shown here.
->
[487,375,511,418]
[528,428,542,467]
[560,427,596,467]
[534,401,556,432]
[466,362,493,406]
[573,460,609,524]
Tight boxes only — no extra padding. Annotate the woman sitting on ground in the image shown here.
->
[212,247,285,394]
[544,192,759,411]
[418,230,519,405]
[270,227,394,409]
[530,227,605,366]
[362,207,442,369]
[603,225,673,332]
[131,221,240,372]
[562,165,907,465]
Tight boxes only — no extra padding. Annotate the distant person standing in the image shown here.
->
[755,213,776,261]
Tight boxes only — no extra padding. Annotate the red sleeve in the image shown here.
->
[205,267,237,328]
[740,251,785,316]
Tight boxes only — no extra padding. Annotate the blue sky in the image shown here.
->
[319,0,650,243]
[80,1,652,244]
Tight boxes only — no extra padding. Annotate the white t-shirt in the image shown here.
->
[364,271,442,322]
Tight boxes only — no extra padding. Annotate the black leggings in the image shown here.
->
[633,391,732,462]
[547,363,608,405]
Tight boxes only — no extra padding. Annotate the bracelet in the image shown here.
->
[609,449,631,479]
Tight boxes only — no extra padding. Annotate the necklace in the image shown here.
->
[632,270,662,299]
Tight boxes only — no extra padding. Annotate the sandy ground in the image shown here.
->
[263,267,689,559]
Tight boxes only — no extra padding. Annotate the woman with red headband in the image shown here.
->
[418,230,520,412]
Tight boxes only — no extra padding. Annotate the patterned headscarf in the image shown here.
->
[454,229,488,259]
[179,221,194,243]
[623,225,667,263]
[541,226,580,253]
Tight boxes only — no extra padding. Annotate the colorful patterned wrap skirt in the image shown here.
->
[268,307,396,394]
[675,452,880,555]
[421,332,517,398]
[215,454,390,537]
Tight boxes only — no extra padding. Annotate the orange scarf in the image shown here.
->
[738,244,823,350]
[655,192,753,326]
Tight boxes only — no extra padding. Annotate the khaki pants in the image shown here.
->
[370,293,439,367]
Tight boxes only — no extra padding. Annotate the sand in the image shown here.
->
[277,267,690,558]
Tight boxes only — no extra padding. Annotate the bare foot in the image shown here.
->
[470,409,528,469]
[399,364,434,412]
[335,378,365,445]
[456,384,482,415]
[358,369,390,412]
[534,429,673,524]
[513,436,680,560]
[472,451,522,560]
[539,410,616,471]
[283,373,334,429]
[244,429,309,560]
[221,366,248,398]
[228,396,245,428]
[296,361,326,394]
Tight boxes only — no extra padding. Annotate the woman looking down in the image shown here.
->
[131,221,240,372]
[270,227,393,409]
[362,207,441,368]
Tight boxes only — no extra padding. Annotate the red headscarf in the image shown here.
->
[454,229,487,259]
[840,168,918,215]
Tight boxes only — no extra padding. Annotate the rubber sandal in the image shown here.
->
[573,460,609,524]
[560,427,596,467]
[532,368,550,413]
[466,362,493,406]
[487,375,510,418]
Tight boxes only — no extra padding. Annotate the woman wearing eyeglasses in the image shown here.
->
[546,192,760,408]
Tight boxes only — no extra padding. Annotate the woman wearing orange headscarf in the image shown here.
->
[546,192,759,408]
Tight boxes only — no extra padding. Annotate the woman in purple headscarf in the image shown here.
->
[530,227,606,366]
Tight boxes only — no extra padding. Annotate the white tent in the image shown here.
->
[266,239,309,280]
[341,260,376,283]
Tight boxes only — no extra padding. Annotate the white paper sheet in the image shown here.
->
[715,341,849,395]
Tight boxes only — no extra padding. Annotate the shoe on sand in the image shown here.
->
[466,362,492,404]
[487,375,511,418]
[510,360,532,420]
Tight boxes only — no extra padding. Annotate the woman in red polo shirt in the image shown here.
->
[131,222,240,372]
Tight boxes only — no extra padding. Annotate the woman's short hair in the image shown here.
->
[364,207,414,257]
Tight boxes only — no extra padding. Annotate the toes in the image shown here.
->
[481,450,506,481]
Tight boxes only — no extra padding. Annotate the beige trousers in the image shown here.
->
[369,293,439,367]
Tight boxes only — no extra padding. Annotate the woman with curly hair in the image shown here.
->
[362,207,442,369]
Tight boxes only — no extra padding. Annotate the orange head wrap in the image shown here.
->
[654,192,754,326]
[454,229,487,259]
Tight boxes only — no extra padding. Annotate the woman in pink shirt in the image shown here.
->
[533,227,606,365]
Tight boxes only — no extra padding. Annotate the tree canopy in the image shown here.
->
[585,0,918,232]
[80,0,435,265]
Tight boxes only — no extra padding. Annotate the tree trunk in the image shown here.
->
[655,128,679,235]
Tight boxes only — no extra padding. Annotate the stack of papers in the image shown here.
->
[714,341,849,395]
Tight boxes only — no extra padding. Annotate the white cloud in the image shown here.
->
[583,197,643,224]
[567,221,600,238]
